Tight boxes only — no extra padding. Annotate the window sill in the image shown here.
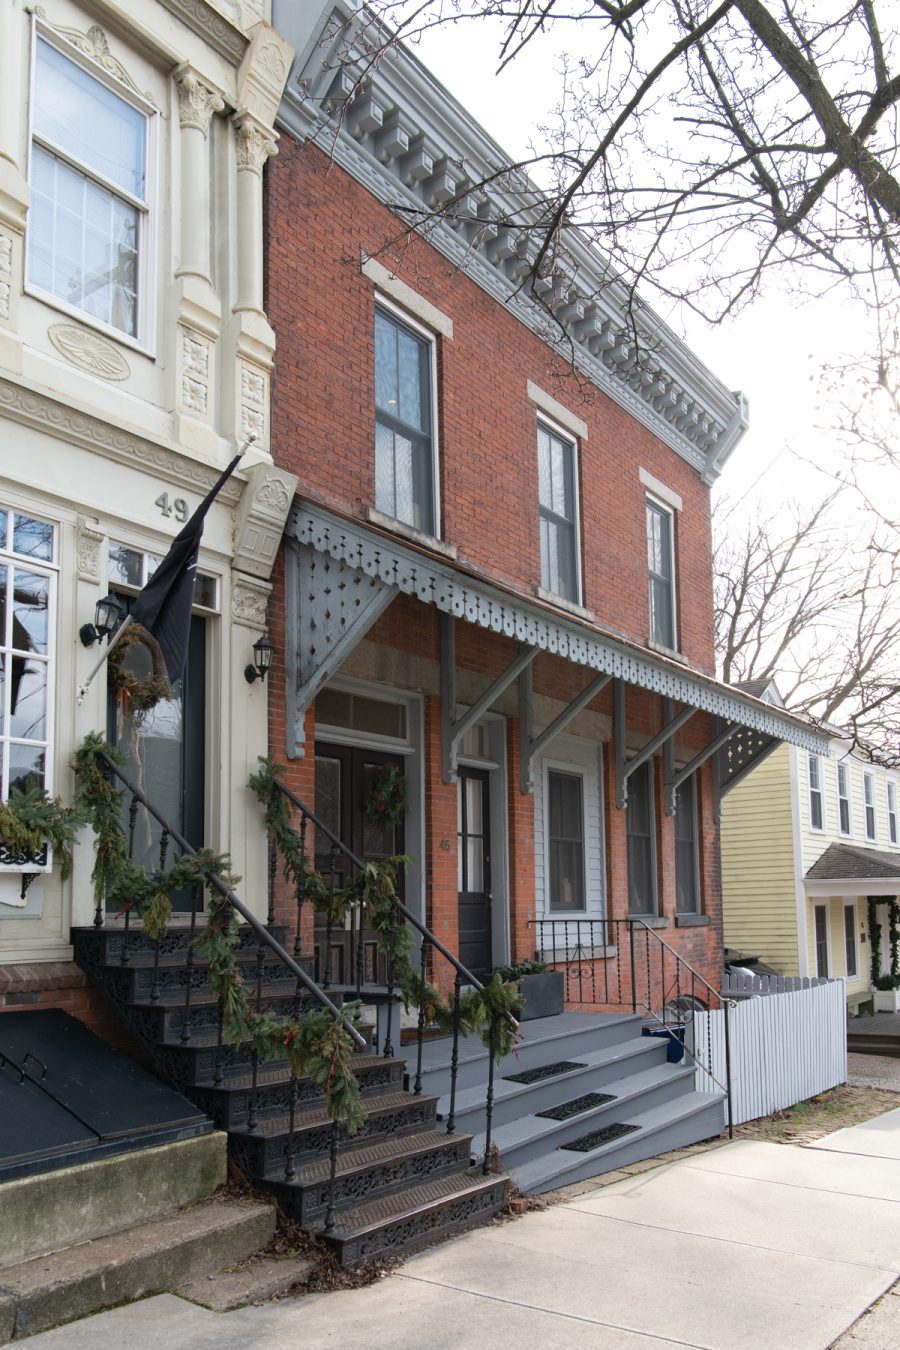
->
[646,638,685,662]
[628,914,669,929]
[366,508,457,560]
[675,913,710,927]
[535,587,595,622]
[539,944,618,963]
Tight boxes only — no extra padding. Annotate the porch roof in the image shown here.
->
[285,502,829,758]
[806,842,900,884]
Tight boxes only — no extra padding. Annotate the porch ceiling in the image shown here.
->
[284,502,830,759]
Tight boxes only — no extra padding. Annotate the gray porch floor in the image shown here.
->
[848,1012,900,1059]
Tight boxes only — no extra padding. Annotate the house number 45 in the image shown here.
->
[155,492,189,523]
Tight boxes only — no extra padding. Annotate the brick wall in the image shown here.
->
[266,139,717,674]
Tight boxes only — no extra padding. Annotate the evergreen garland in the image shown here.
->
[891,901,900,986]
[72,735,366,1132]
[0,784,81,879]
[869,897,883,987]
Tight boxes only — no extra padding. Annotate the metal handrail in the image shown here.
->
[273,777,518,1028]
[99,752,366,1050]
[629,917,722,1009]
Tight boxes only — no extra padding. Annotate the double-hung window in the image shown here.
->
[546,769,586,912]
[674,778,700,914]
[0,506,56,807]
[374,305,436,536]
[627,760,656,916]
[537,422,580,604]
[814,905,829,978]
[646,499,676,648]
[808,754,824,831]
[837,763,851,835]
[888,782,898,845]
[27,34,152,342]
[864,773,877,840]
[844,904,858,978]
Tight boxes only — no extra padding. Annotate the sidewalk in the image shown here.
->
[19,1106,900,1350]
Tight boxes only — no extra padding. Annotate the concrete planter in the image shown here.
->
[518,971,565,1021]
[873,988,900,1013]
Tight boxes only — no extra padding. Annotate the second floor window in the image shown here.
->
[808,754,824,830]
[537,422,579,603]
[837,763,851,835]
[374,306,435,536]
[889,782,898,845]
[864,773,876,840]
[27,35,151,340]
[646,499,676,648]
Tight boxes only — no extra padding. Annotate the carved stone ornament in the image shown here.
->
[33,13,147,100]
[76,519,105,581]
[233,462,298,581]
[0,234,11,321]
[236,24,293,125]
[48,324,131,381]
[180,328,210,414]
[231,575,271,629]
[175,68,226,133]
[256,473,290,514]
[233,113,278,174]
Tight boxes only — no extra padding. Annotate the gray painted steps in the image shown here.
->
[469,1061,697,1169]
[511,1092,726,1194]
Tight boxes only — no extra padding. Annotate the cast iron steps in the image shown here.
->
[511,1090,726,1195]
[433,1031,667,1133]
[314,1170,509,1268]
[72,923,290,962]
[189,1054,405,1129]
[260,1128,475,1224]
[468,1061,696,1171]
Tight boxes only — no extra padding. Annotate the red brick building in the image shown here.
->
[266,0,825,1010]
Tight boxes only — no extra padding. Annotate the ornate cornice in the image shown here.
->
[288,500,831,755]
[0,375,243,504]
[157,0,249,64]
[278,2,748,480]
[175,66,226,132]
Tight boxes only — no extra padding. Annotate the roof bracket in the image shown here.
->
[442,612,536,782]
[519,668,611,793]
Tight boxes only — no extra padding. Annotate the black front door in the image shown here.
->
[314,743,405,986]
[458,766,492,980]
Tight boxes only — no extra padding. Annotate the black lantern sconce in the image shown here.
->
[245,633,273,684]
[80,593,126,647]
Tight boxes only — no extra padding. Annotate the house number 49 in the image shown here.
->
[155,492,189,523]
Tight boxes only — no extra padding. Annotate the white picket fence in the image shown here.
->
[687,979,847,1126]
[723,971,832,996]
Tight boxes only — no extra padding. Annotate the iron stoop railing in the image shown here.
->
[269,777,519,1176]
[94,752,367,1235]
[530,916,733,1137]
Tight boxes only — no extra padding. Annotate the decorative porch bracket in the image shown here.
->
[615,681,697,810]
[284,539,398,757]
[665,720,740,816]
[442,612,536,782]
[519,666,612,794]
[713,723,780,822]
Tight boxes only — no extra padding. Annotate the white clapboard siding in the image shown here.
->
[688,980,847,1125]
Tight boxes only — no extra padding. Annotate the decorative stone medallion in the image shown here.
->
[48,324,131,381]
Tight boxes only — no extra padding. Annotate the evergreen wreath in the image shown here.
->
[108,624,172,713]
[72,734,365,1132]
[365,763,407,828]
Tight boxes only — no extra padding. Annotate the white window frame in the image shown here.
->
[808,753,824,832]
[537,742,606,920]
[646,495,678,652]
[536,414,583,607]
[26,17,159,353]
[543,764,588,916]
[837,761,852,836]
[888,781,898,846]
[864,772,877,841]
[373,294,441,541]
[0,505,58,869]
[843,903,858,979]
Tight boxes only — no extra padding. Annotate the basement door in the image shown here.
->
[314,743,405,987]
[457,766,492,981]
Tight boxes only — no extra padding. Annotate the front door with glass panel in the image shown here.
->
[458,767,492,981]
[107,607,206,912]
[313,743,405,986]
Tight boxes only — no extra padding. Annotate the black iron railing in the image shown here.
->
[530,916,733,1136]
[94,752,368,1232]
[268,776,518,1179]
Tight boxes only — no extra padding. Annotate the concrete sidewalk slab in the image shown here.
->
[808,1106,900,1160]
[675,1138,900,1202]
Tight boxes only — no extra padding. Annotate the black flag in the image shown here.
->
[132,455,242,682]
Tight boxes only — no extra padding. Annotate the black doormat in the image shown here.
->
[504,1060,586,1085]
[536,1092,616,1121]
[560,1121,641,1152]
